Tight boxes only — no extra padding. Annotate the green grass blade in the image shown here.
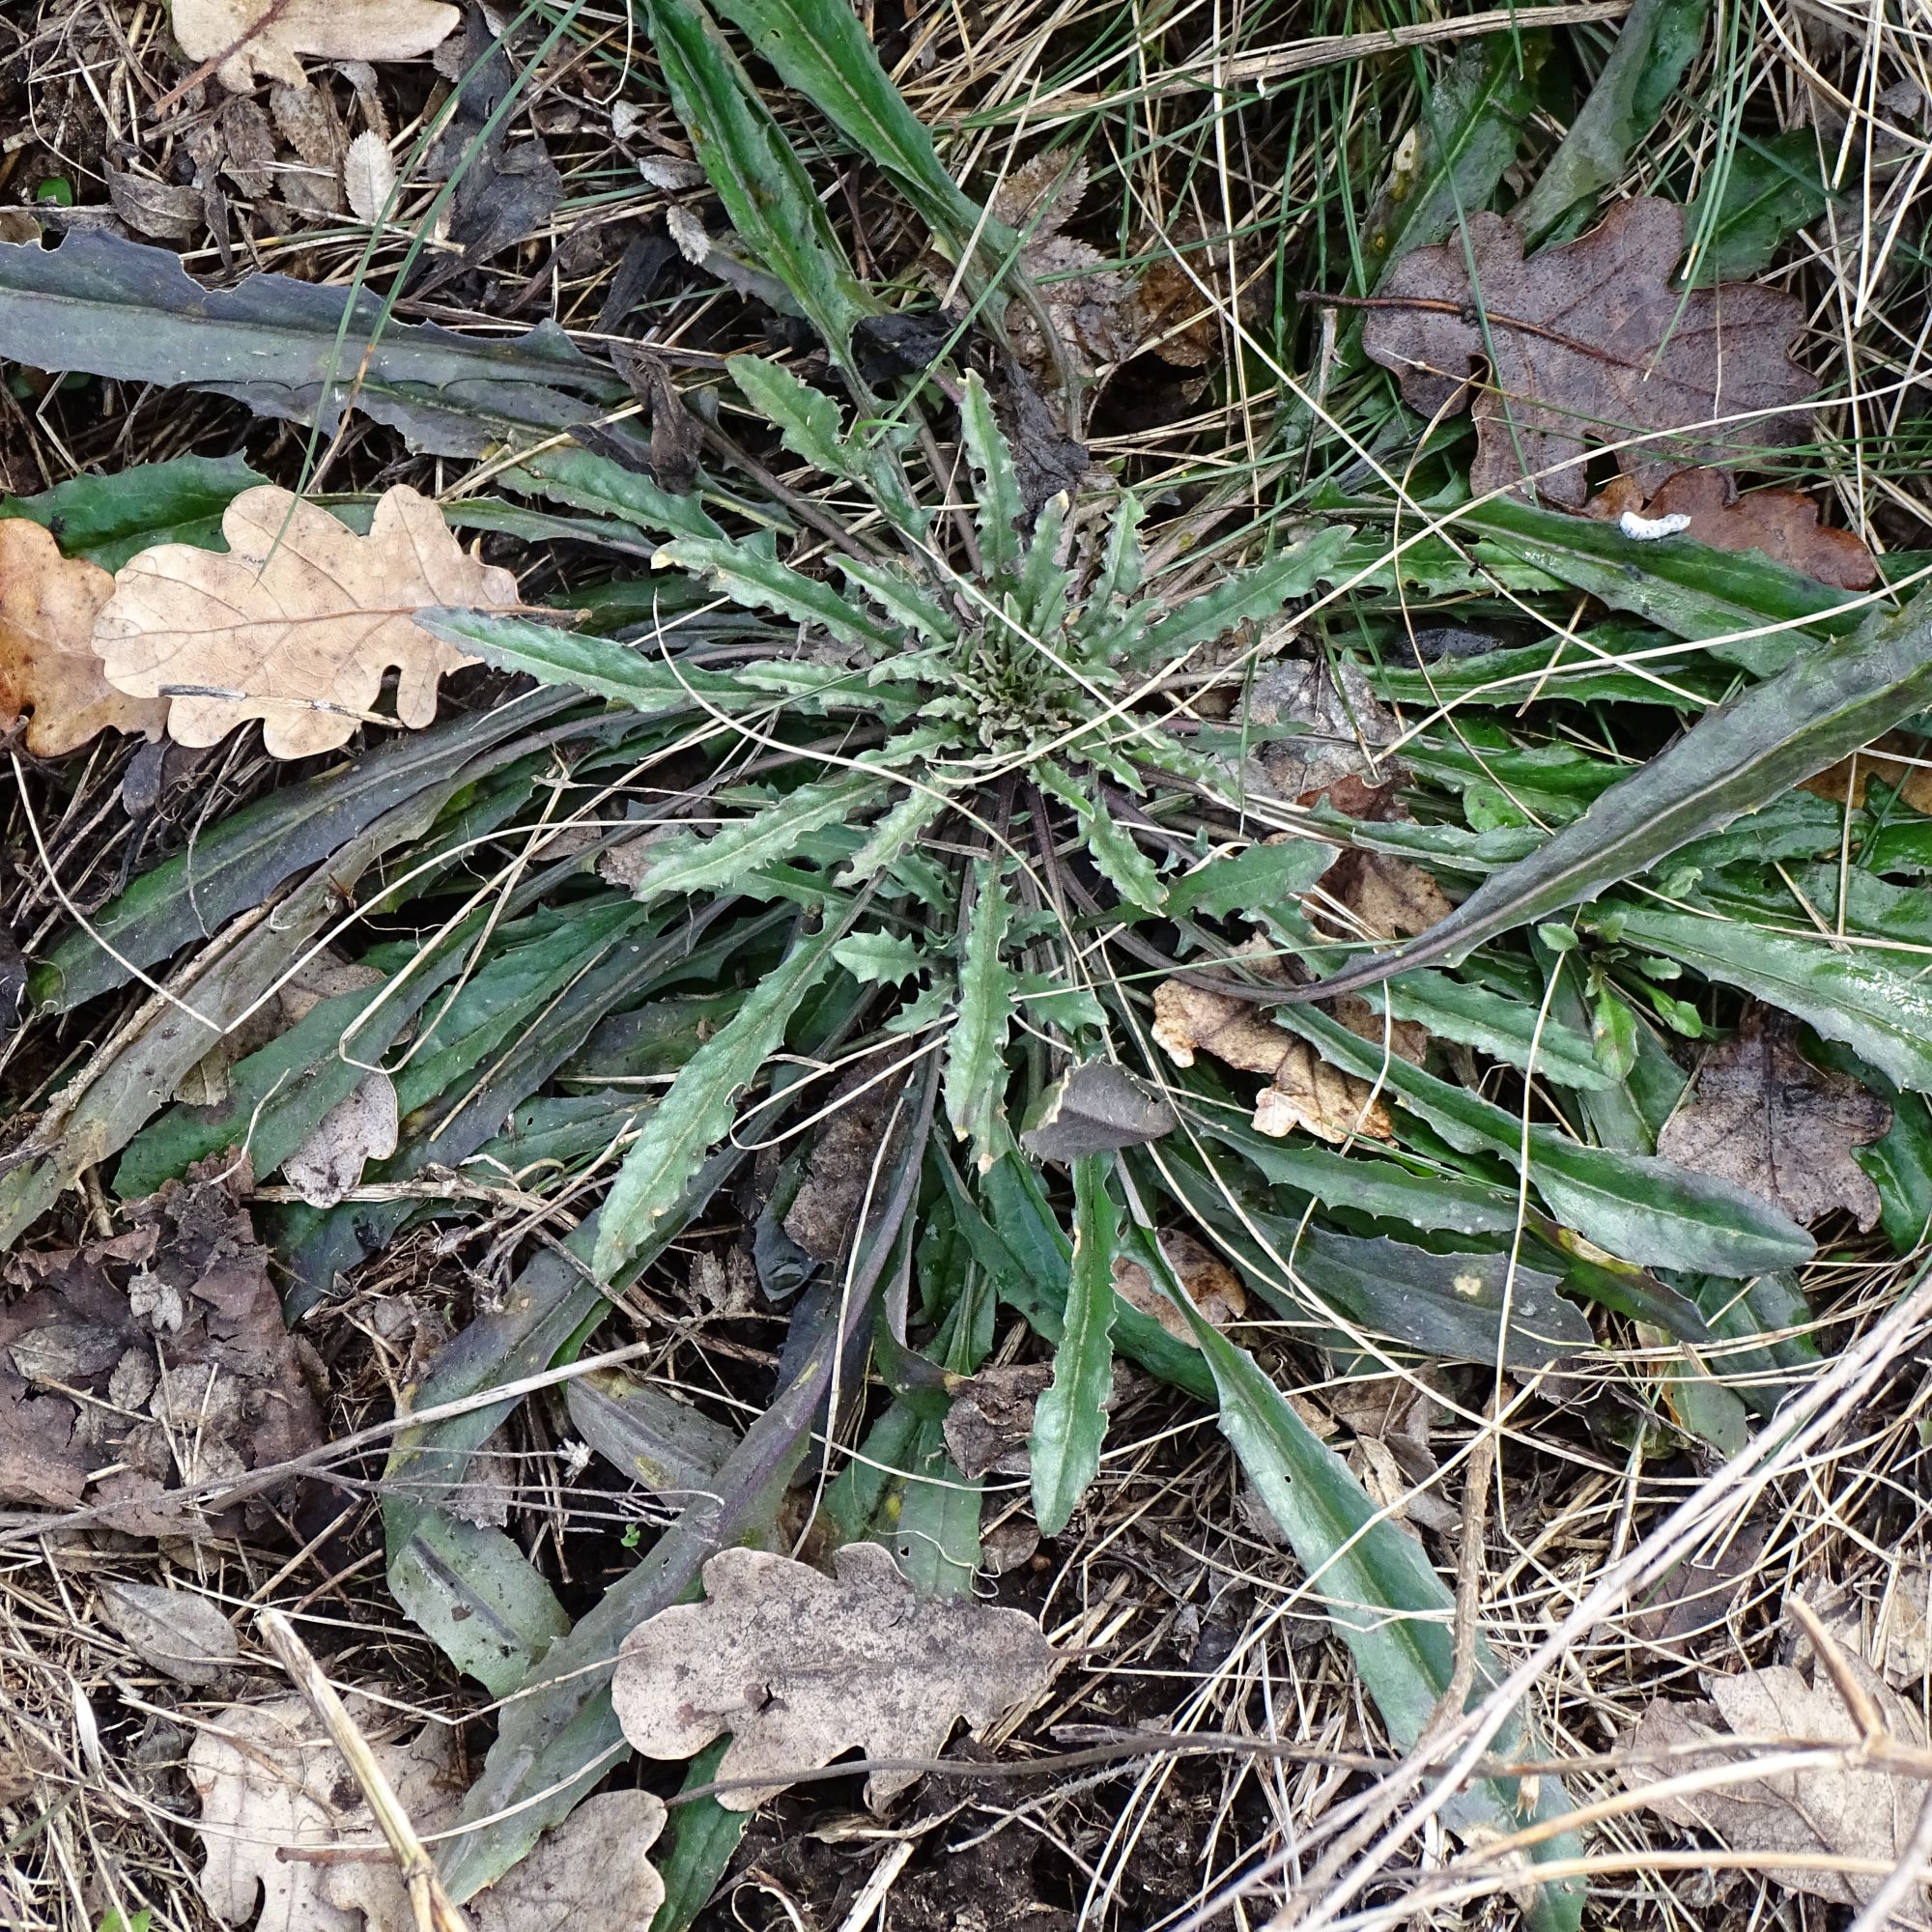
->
[1286,581,1932,1004]
[1029,1154,1120,1536]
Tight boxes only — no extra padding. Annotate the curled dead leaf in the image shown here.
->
[1111,1229,1246,1346]
[1151,980,1393,1143]
[942,1362,1054,1479]
[612,1542,1055,1810]
[1359,198,1813,507]
[0,520,165,755]
[1657,1009,1890,1230]
[95,485,516,758]
[1585,468,1877,590]
[170,0,461,93]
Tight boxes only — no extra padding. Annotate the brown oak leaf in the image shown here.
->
[95,485,516,759]
[0,520,165,755]
[1359,198,1814,507]
[169,0,460,94]
[1111,1228,1247,1346]
[1586,467,1877,590]
[613,1542,1055,1810]
[1151,979,1394,1143]
[1656,1009,1890,1230]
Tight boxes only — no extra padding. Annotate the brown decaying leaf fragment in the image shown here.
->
[612,1542,1056,1810]
[187,1694,668,1932]
[1624,1647,1924,1914]
[942,1362,1054,1479]
[95,485,516,759]
[1151,980,1394,1143]
[1111,1229,1247,1347]
[1656,1009,1890,1230]
[1585,467,1878,590]
[1359,198,1813,508]
[1800,727,1932,816]
[170,0,461,94]
[0,1156,324,1530]
[0,520,165,756]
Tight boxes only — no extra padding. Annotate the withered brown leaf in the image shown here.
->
[95,485,516,759]
[1151,979,1394,1143]
[1586,467,1877,591]
[1360,198,1813,507]
[170,0,460,93]
[0,520,165,756]
[1656,1009,1890,1230]
[1111,1228,1247,1346]
[612,1542,1054,1810]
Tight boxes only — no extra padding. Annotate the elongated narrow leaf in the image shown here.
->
[944,862,1015,1170]
[1273,1003,1812,1274]
[499,445,724,541]
[648,1741,749,1932]
[1288,580,1932,1004]
[1138,526,1354,665]
[1513,0,1708,244]
[593,919,847,1277]
[622,773,882,903]
[1167,838,1336,918]
[656,533,899,652]
[958,373,1026,577]
[1037,763,1163,911]
[707,0,993,262]
[1029,1155,1120,1535]
[0,233,626,458]
[6,452,265,568]
[1602,901,1932,1092]
[1125,1225,1584,1932]
[388,1514,571,1698]
[643,0,872,365]
[1688,128,1834,282]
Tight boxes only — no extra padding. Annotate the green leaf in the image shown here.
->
[1138,526,1354,666]
[655,533,899,652]
[497,445,724,541]
[1687,128,1833,282]
[832,929,928,985]
[386,1514,570,1697]
[1363,38,1541,284]
[0,232,626,459]
[705,0,996,267]
[1125,1224,1585,1932]
[642,0,872,366]
[1029,1155,1120,1535]
[1166,839,1336,919]
[593,918,847,1277]
[622,773,881,903]
[1293,581,1932,1004]
[944,862,1015,1171]
[1036,763,1163,912]
[1600,900,1932,1093]
[1514,0,1709,245]
[958,372,1026,577]
[838,786,953,890]
[647,1741,749,1932]
[4,453,265,568]
[1273,1003,1813,1274]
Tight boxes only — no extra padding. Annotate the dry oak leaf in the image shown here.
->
[1656,1009,1890,1231]
[612,1541,1055,1811]
[1802,729,1932,816]
[0,519,165,756]
[1585,467,1877,590]
[95,485,515,759]
[1361,198,1813,508]
[1151,979,1394,1144]
[1111,1228,1247,1347]
[1624,1652,1925,1915]
[281,1069,399,1208]
[170,0,460,93]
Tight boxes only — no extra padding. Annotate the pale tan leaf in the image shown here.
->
[98,1580,239,1686]
[342,129,397,222]
[1151,980,1394,1143]
[95,485,517,759]
[612,1542,1055,1810]
[1111,1229,1246,1347]
[1624,1649,1928,1913]
[0,520,165,755]
[280,1069,399,1208]
[170,0,461,94]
